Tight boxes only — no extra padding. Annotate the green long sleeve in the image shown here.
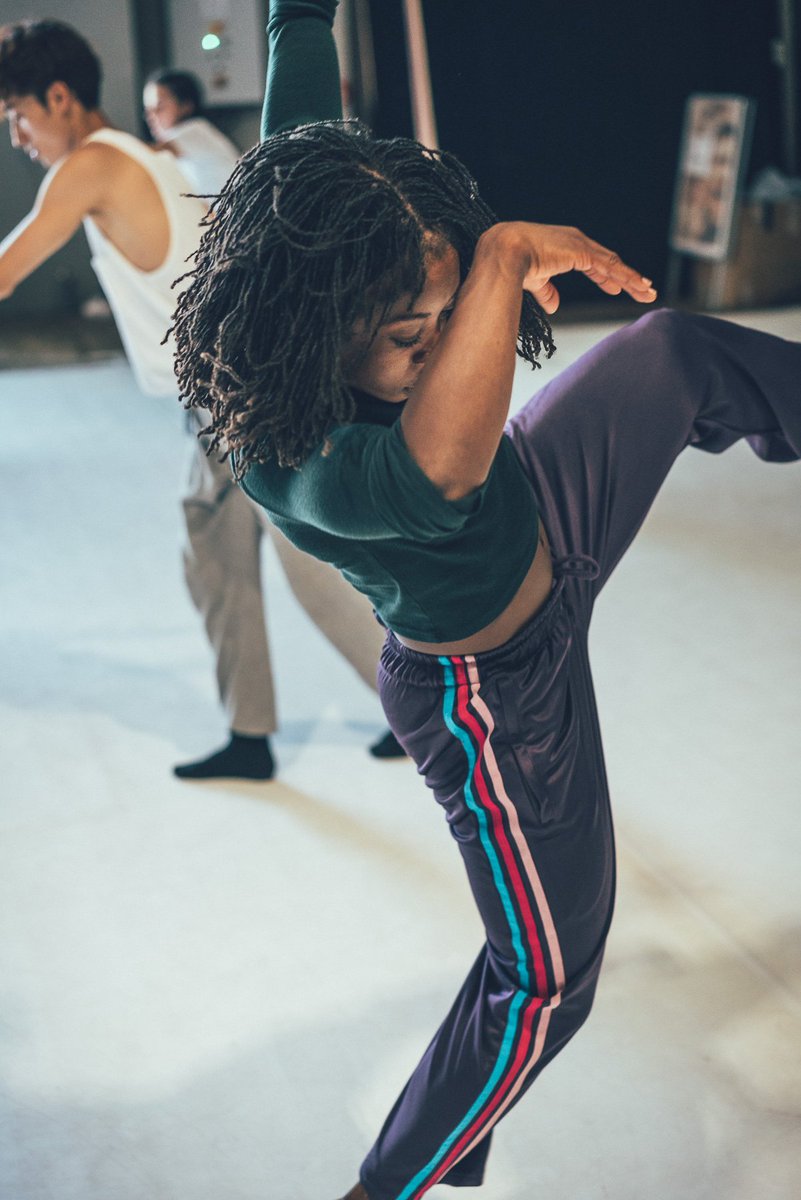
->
[261,0,342,140]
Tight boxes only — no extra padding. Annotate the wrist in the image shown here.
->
[474,223,531,286]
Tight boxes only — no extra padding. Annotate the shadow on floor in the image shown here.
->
[0,314,124,370]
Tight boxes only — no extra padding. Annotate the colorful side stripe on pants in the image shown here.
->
[395,654,566,1200]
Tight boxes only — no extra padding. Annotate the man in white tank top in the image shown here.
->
[0,19,401,778]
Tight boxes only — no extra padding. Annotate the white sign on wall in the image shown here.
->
[168,0,265,107]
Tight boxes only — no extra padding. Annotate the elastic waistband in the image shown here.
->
[380,577,571,686]
[379,550,598,686]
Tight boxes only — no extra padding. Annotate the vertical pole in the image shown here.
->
[344,0,379,127]
[401,0,439,149]
[777,0,799,175]
[333,0,355,118]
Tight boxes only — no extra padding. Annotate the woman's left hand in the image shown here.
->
[506,221,657,314]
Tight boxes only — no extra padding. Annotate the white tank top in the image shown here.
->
[82,128,208,396]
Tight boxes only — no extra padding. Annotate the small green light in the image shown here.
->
[201,32,221,51]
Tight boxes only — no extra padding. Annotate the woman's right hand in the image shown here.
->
[493,221,657,314]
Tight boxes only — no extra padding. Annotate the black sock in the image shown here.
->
[368,728,406,759]
[174,733,275,781]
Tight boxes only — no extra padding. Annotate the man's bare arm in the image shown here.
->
[0,144,106,300]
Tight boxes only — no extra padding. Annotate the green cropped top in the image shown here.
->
[242,6,540,641]
[240,400,540,643]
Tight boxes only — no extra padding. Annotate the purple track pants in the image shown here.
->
[361,310,801,1200]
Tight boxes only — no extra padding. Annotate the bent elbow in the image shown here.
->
[439,473,488,503]
[400,424,490,502]
[413,454,488,503]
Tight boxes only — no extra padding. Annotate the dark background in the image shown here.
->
[1,0,798,317]
[367,0,798,300]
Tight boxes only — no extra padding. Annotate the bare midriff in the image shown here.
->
[396,526,554,656]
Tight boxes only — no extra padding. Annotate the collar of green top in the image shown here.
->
[350,388,406,427]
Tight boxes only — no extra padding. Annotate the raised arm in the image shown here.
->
[0,147,102,300]
[400,223,657,499]
[261,0,342,140]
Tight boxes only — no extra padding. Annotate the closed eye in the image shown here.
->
[391,331,423,349]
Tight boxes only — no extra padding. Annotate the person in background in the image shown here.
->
[140,66,406,776]
[0,18,403,783]
[143,68,239,196]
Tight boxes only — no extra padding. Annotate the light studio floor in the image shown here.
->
[1,306,799,1200]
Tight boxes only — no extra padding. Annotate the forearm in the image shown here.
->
[401,222,655,499]
[261,0,342,140]
[0,221,27,299]
[0,155,96,300]
[400,226,530,499]
[0,257,15,299]
[0,213,53,301]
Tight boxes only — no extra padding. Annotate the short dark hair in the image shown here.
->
[146,69,203,118]
[0,19,101,109]
[171,121,554,474]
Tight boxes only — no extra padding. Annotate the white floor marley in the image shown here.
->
[1,306,799,1200]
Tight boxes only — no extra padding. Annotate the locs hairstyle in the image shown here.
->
[0,19,101,109]
[171,121,555,475]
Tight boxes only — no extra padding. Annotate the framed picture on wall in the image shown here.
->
[669,93,755,261]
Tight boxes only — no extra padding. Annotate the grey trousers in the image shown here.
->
[181,411,386,736]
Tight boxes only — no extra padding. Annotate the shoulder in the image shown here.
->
[74,132,171,178]
[34,141,116,211]
[241,424,383,503]
[46,138,110,176]
[173,117,239,158]
[74,135,129,167]
[54,138,129,188]
[193,117,236,145]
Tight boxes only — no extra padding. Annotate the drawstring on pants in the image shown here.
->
[552,553,600,581]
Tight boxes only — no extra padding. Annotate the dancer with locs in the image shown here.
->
[170,3,801,1197]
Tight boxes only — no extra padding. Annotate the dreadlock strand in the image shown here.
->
[170,120,554,477]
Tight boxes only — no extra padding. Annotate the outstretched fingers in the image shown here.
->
[582,242,657,304]
[518,224,658,309]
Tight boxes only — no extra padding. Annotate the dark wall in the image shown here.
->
[368,0,797,298]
